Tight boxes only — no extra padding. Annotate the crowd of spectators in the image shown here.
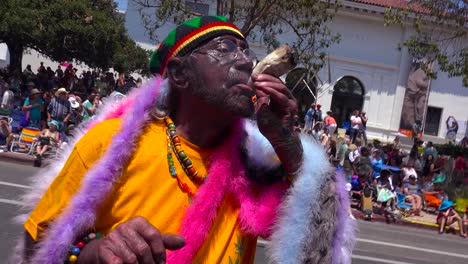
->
[296,105,468,234]
[0,62,141,160]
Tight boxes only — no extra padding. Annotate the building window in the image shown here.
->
[330,76,365,126]
[424,106,442,136]
[186,1,209,15]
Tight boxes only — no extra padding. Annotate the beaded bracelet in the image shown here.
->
[65,232,103,263]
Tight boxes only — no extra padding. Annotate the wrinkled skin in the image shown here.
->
[168,34,303,174]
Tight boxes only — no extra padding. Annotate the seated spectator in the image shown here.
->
[36,120,60,160]
[403,175,423,216]
[310,122,321,142]
[351,165,373,200]
[343,143,356,181]
[371,150,383,179]
[463,206,468,237]
[321,127,329,147]
[402,161,418,183]
[293,114,301,133]
[83,93,99,117]
[0,117,13,149]
[376,169,397,222]
[353,146,372,176]
[328,139,337,160]
[436,201,466,237]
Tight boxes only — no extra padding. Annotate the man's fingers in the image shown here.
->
[252,74,283,83]
[106,232,138,264]
[131,218,166,262]
[255,85,289,106]
[117,227,155,264]
[99,246,124,264]
[162,234,186,250]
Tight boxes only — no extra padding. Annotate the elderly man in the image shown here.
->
[13,16,354,264]
[47,87,71,129]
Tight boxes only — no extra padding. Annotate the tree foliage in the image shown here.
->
[384,0,467,86]
[134,0,340,75]
[0,0,150,75]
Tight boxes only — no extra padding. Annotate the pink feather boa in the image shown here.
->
[94,88,285,263]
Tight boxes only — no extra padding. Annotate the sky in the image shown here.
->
[115,0,128,11]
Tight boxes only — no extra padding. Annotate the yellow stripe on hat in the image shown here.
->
[172,26,244,58]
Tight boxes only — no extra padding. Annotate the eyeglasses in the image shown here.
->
[192,39,257,64]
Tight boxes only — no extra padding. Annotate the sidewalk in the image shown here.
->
[352,209,462,233]
[0,150,36,165]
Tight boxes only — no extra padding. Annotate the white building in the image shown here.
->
[124,0,467,144]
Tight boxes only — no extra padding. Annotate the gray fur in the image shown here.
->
[298,171,338,263]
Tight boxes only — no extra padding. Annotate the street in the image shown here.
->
[2,161,468,263]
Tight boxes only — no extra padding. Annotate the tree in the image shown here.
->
[384,0,467,86]
[134,0,340,75]
[0,0,149,75]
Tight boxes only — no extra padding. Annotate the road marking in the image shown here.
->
[358,238,468,259]
[0,181,32,189]
[0,198,25,206]
[352,255,413,264]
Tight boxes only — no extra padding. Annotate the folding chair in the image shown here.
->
[397,192,413,217]
[10,127,41,155]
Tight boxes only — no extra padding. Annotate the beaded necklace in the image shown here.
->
[165,117,206,197]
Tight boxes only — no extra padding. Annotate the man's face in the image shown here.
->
[58,93,66,100]
[0,119,7,126]
[184,35,255,117]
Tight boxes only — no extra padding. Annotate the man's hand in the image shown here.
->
[77,216,185,264]
[252,74,303,175]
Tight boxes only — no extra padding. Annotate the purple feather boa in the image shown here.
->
[331,170,357,264]
[30,77,164,263]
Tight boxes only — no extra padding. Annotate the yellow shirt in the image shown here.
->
[25,118,257,263]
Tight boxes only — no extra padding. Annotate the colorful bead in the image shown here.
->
[188,166,196,175]
[178,151,187,159]
[165,117,206,196]
[72,247,81,255]
[68,255,78,263]
[76,241,85,249]
[88,233,96,240]
[95,232,103,238]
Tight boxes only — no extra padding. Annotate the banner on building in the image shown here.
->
[399,60,432,138]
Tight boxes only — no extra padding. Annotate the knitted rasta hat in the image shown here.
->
[149,15,245,76]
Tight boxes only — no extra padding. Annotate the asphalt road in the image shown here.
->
[2,160,468,263]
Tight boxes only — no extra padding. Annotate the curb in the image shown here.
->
[0,152,35,165]
[0,152,50,167]
[352,210,461,233]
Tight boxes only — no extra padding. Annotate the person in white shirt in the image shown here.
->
[402,161,418,183]
[350,110,362,143]
[1,82,14,110]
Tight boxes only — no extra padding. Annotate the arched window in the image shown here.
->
[330,76,365,127]
[333,76,365,96]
